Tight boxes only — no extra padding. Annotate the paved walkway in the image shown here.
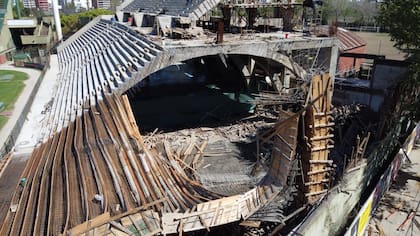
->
[14,55,60,155]
[369,147,420,235]
[0,63,41,157]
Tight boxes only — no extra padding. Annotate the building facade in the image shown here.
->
[35,0,49,11]
[92,0,110,9]
[0,0,15,64]
[22,0,36,9]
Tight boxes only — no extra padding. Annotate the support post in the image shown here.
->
[328,44,339,101]
[52,0,62,41]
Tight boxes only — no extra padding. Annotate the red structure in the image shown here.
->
[316,26,367,74]
[336,28,367,73]
[0,54,7,64]
[36,0,49,11]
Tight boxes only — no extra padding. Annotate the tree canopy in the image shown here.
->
[12,0,30,19]
[60,9,114,37]
[378,0,420,121]
[377,0,420,53]
[321,0,378,25]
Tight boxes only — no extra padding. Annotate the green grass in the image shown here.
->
[355,32,406,60]
[0,70,28,130]
[0,116,7,130]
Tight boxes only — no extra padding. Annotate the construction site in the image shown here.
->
[0,0,417,235]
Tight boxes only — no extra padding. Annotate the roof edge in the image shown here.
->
[57,15,113,52]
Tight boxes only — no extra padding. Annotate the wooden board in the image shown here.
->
[268,110,299,185]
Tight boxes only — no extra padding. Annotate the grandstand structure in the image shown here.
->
[118,0,220,19]
[0,1,339,235]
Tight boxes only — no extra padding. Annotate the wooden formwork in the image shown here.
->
[268,110,299,186]
[301,73,334,203]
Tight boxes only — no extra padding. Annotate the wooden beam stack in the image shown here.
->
[301,73,335,203]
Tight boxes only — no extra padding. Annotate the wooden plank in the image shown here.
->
[308,160,333,164]
[307,168,332,175]
[198,214,210,232]
[239,220,261,228]
[304,179,329,186]
[68,212,111,236]
[310,145,334,152]
[109,227,129,236]
[304,189,328,197]
[68,198,166,235]
[191,141,208,170]
[109,221,133,235]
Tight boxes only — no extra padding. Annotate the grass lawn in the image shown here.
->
[355,32,406,61]
[0,70,28,130]
[0,116,8,130]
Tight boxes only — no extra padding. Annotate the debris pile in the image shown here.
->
[144,118,277,196]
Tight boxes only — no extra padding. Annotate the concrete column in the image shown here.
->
[191,20,197,28]
[328,44,339,100]
[284,68,291,93]
[52,0,62,41]
[134,13,144,27]
[116,11,124,22]
[272,73,283,92]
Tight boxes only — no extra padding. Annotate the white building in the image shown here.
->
[57,0,92,10]
[92,0,110,9]
[73,0,92,10]
[22,0,36,8]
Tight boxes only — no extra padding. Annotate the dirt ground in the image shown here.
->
[355,32,406,61]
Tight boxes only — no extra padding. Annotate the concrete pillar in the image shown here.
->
[133,13,144,27]
[328,44,339,101]
[116,11,124,22]
[284,68,291,93]
[52,0,62,41]
[272,73,283,92]
[245,58,255,77]
[191,20,197,28]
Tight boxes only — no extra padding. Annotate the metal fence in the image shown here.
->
[342,26,381,33]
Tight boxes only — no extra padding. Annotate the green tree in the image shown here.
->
[378,0,420,53]
[378,0,420,121]
[321,0,351,24]
[60,9,114,37]
[66,0,76,11]
[12,0,30,18]
[321,0,380,26]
